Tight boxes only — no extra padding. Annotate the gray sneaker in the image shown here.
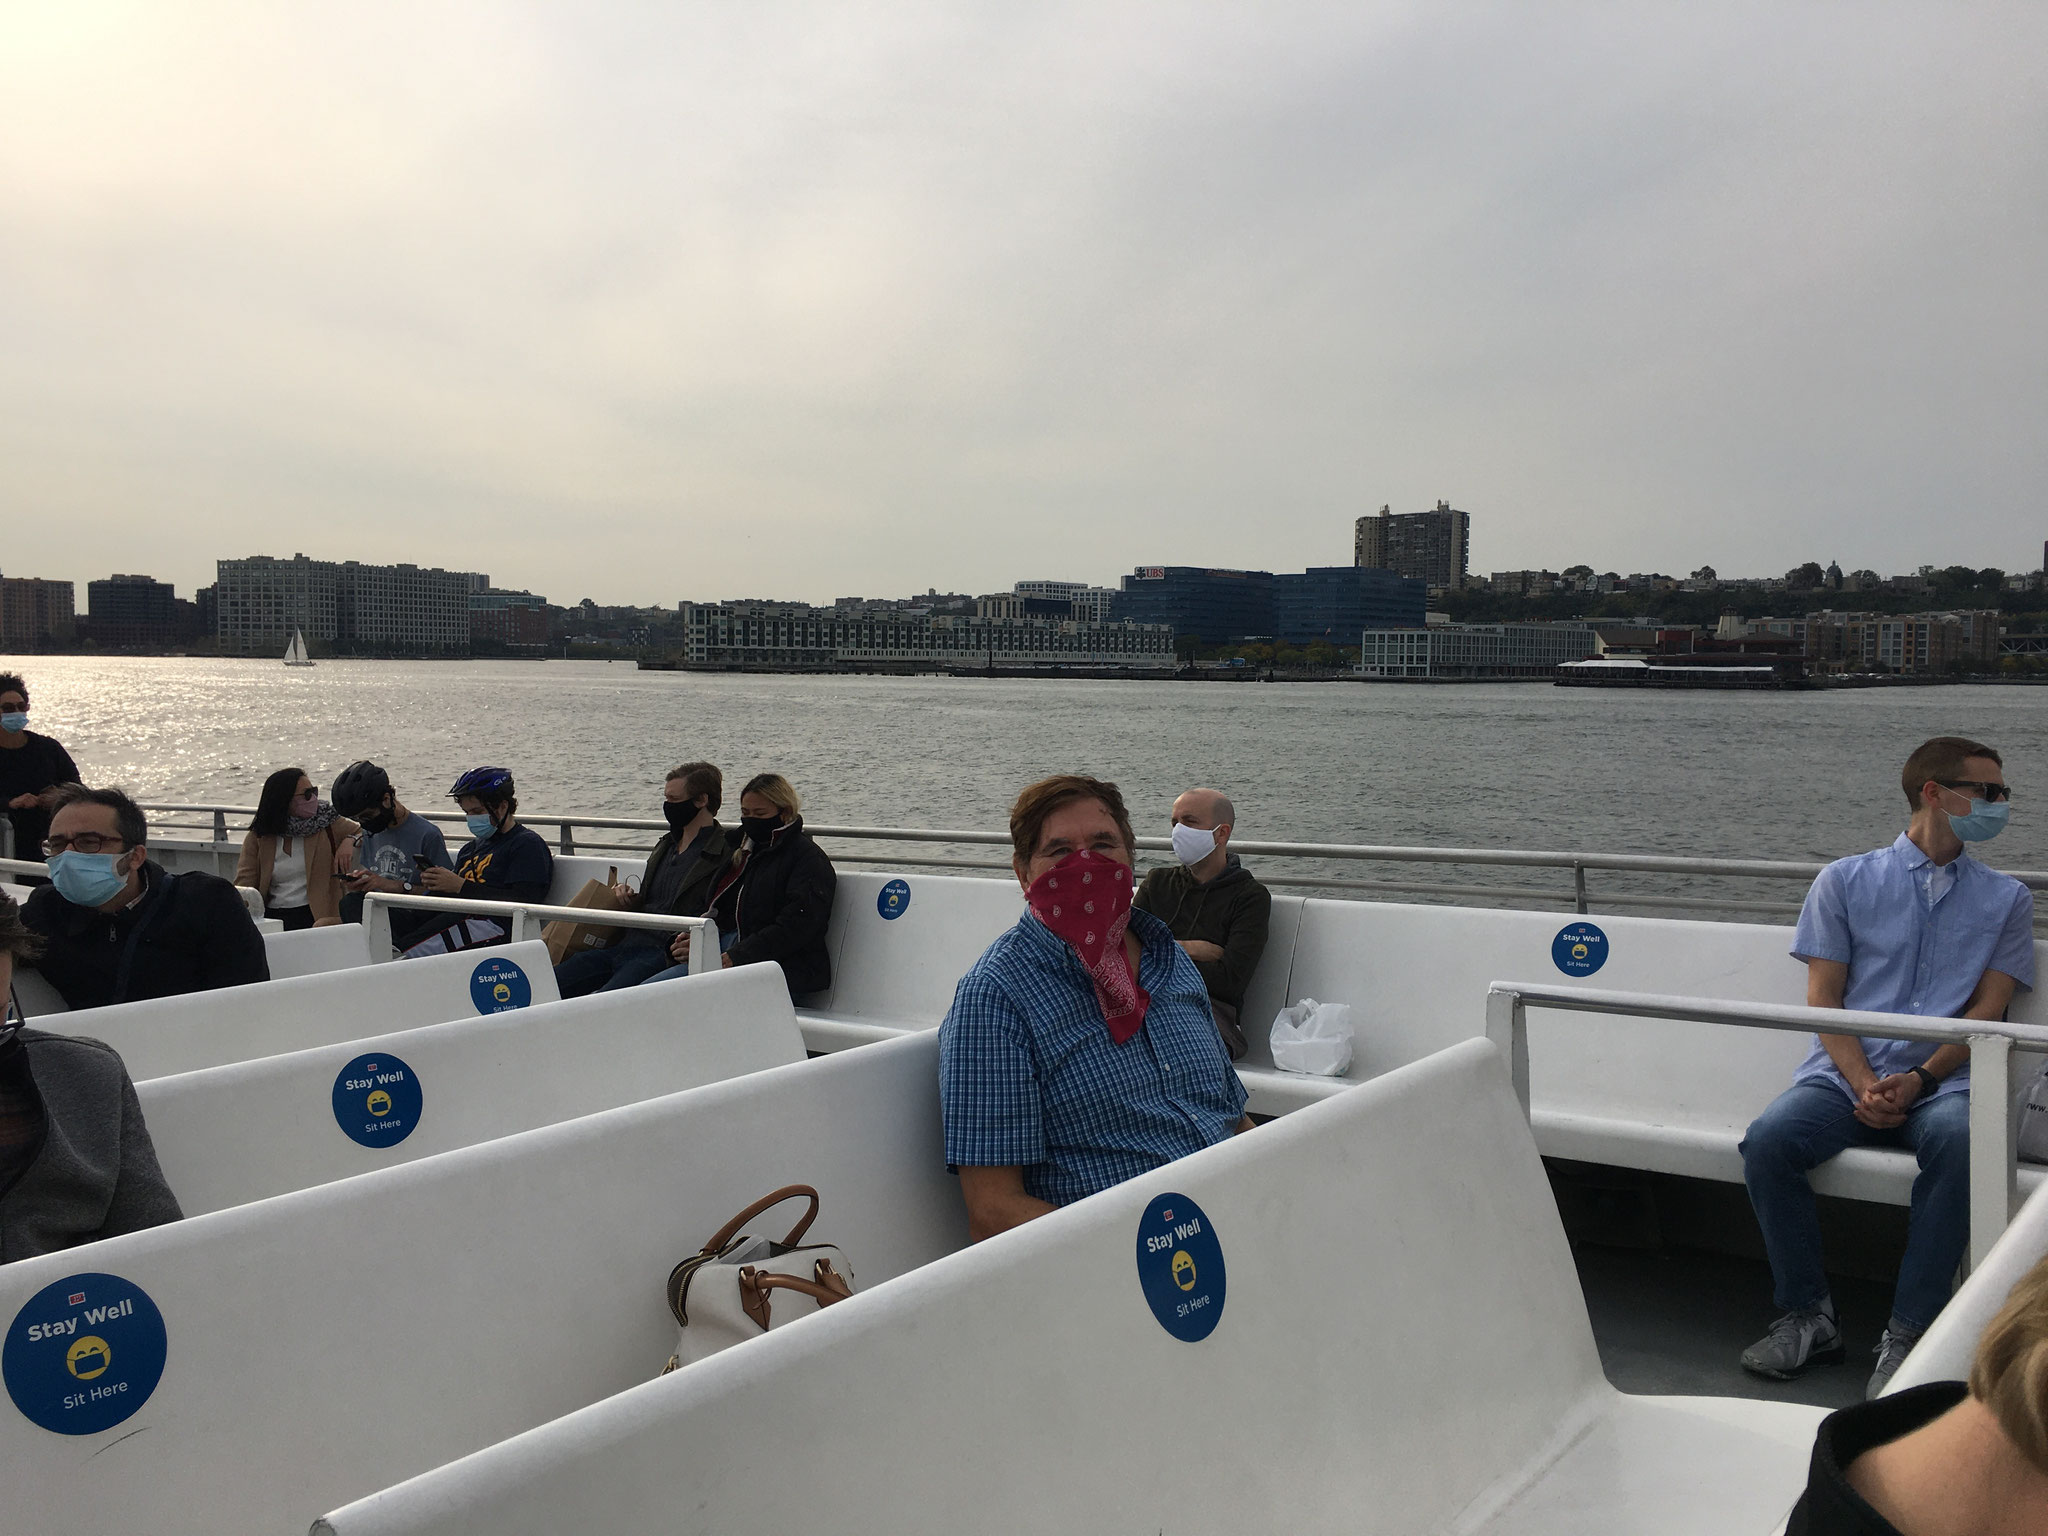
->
[1741,1307,1844,1380]
[1867,1326,1921,1399]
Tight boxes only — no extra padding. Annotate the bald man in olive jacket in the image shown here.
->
[1133,788,1271,1061]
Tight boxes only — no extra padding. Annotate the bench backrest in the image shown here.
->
[1891,1178,2048,1392]
[53,940,560,1082]
[263,922,377,977]
[806,870,1024,1022]
[0,1035,960,1536]
[137,966,805,1216]
[316,1039,1609,1536]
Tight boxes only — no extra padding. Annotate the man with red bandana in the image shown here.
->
[939,775,1252,1241]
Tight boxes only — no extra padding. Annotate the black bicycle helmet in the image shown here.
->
[449,766,515,802]
[332,760,392,819]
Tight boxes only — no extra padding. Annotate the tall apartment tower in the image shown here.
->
[1354,501,1471,592]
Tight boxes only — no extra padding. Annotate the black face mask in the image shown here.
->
[357,804,393,834]
[663,799,700,834]
[739,814,782,847]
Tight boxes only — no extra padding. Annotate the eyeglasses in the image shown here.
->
[1938,780,2013,803]
[42,833,129,855]
[294,787,319,799]
[0,700,26,710]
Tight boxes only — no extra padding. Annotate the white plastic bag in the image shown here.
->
[2019,1068,2048,1166]
[1269,997,1354,1077]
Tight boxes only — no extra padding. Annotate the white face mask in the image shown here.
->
[1171,823,1219,866]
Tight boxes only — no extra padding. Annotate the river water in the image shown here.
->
[5,656,2042,912]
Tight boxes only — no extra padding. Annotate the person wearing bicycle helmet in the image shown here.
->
[403,768,553,957]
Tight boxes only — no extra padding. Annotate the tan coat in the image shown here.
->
[235,818,360,925]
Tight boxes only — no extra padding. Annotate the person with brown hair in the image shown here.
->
[939,775,1251,1241]
[1741,736,2031,1396]
[1788,1248,2048,1533]
[0,889,182,1261]
[555,762,731,997]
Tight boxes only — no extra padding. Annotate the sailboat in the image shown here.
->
[284,625,315,667]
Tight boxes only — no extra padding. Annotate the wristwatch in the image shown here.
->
[1911,1065,1939,1098]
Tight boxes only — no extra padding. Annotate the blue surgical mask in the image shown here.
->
[465,812,498,840]
[0,712,26,733]
[49,850,130,907]
[1948,799,2010,843]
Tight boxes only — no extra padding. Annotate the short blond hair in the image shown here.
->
[740,773,801,819]
[1970,1251,2048,1474]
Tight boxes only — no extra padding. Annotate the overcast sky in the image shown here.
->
[3,2,2043,606]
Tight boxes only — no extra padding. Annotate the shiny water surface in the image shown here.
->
[5,657,2042,907]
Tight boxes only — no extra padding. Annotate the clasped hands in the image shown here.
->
[1852,1071,1927,1129]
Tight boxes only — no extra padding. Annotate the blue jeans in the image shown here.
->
[1740,1080,1970,1331]
[553,944,677,998]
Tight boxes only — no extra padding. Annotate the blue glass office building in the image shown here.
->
[1114,567,1275,643]
[1272,567,1426,644]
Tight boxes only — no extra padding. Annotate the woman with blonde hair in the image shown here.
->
[649,772,835,999]
[1789,1248,2048,1532]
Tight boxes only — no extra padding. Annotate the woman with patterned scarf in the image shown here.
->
[234,766,360,929]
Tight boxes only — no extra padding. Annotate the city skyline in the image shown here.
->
[3,5,2044,606]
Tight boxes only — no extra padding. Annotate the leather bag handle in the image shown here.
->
[737,1260,853,1330]
[701,1184,819,1255]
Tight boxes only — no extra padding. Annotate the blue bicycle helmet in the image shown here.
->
[448,767,515,801]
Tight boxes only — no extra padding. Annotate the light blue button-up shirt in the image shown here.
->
[1790,833,2036,1101]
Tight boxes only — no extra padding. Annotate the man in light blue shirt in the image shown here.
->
[1741,736,2032,1397]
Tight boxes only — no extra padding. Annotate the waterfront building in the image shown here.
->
[87,574,186,649]
[675,601,1173,671]
[1488,569,1560,597]
[1012,580,1117,622]
[0,574,78,648]
[1353,501,1471,592]
[216,554,477,656]
[1115,566,1274,643]
[469,588,552,653]
[1358,621,1597,679]
[1273,567,1425,644]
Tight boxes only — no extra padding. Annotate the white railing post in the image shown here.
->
[1484,986,1531,1118]
[685,916,711,975]
[363,895,394,963]
[1968,1033,2017,1270]
[507,908,534,945]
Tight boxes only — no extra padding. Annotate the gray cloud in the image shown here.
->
[2,1,2042,604]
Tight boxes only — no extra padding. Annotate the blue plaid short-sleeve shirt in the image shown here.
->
[939,906,1249,1206]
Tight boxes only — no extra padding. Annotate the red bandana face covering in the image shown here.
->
[1025,849,1149,1043]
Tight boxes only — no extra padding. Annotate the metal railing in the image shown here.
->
[1483,980,2048,1266]
[115,801,2048,923]
[358,891,714,971]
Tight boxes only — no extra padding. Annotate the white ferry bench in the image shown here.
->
[312,1037,1825,1536]
[8,917,383,1020]
[800,873,2047,1215]
[0,1035,964,1536]
[135,965,806,1216]
[46,940,560,1082]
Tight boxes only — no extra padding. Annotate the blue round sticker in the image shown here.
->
[877,879,911,921]
[332,1052,423,1149]
[1134,1193,1226,1342]
[469,956,531,1014]
[1553,921,1609,976]
[4,1273,167,1436]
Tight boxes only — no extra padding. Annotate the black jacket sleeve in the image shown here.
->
[729,841,837,969]
[194,876,271,989]
[1196,881,1272,1007]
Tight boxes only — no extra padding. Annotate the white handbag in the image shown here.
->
[661,1185,856,1374]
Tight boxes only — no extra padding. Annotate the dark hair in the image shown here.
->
[0,673,24,705]
[1902,737,2002,810]
[0,889,44,964]
[666,761,723,815]
[251,767,311,837]
[1009,775,1136,864]
[48,784,147,850]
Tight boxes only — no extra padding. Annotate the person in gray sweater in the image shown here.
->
[0,890,182,1262]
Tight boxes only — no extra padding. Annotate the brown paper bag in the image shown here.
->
[542,866,627,965]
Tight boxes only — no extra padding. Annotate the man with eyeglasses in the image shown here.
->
[1740,736,2032,1399]
[20,785,269,1011]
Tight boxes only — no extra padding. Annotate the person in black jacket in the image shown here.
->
[650,772,835,999]
[21,785,270,1011]
[555,762,731,996]
[1,891,183,1261]
[0,672,81,874]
